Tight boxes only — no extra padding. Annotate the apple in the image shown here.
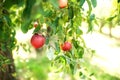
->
[59,0,68,9]
[31,34,45,48]
[33,21,38,28]
[61,41,72,51]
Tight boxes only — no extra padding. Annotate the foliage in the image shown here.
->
[21,0,97,76]
[1,0,96,78]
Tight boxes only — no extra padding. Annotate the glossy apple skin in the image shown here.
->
[61,41,72,51]
[31,34,45,48]
[59,0,68,9]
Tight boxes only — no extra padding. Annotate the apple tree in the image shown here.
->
[0,0,98,79]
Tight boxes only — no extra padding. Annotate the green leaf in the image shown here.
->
[80,0,85,7]
[90,14,95,21]
[50,17,59,33]
[55,42,60,53]
[68,6,74,20]
[79,72,83,76]
[22,0,36,19]
[15,0,24,6]
[44,10,53,17]
[33,25,40,33]
[3,0,16,9]
[1,44,6,51]
[90,73,94,76]
[107,15,117,21]
[118,0,120,3]
[69,63,75,74]
[87,14,95,32]
[4,0,24,8]
[54,17,59,27]
[70,19,73,27]
[38,3,45,15]
[45,37,49,45]
[72,39,79,49]
[91,0,97,8]
[21,19,32,33]
[57,28,64,41]
[54,55,66,64]
[0,18,3,26]
[76,28,83,35]
[86,0,92,16]
[77,46,84,58]
[49,0,59,9]
[87,22,93,32]
[3,15,12,26]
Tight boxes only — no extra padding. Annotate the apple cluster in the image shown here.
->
[31,18,72,51]
[30,0,71,51]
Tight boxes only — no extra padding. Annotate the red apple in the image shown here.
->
[59,0,68,9]
[31,34,45,48]
[33,21,38,28]
[61,41,72,51]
